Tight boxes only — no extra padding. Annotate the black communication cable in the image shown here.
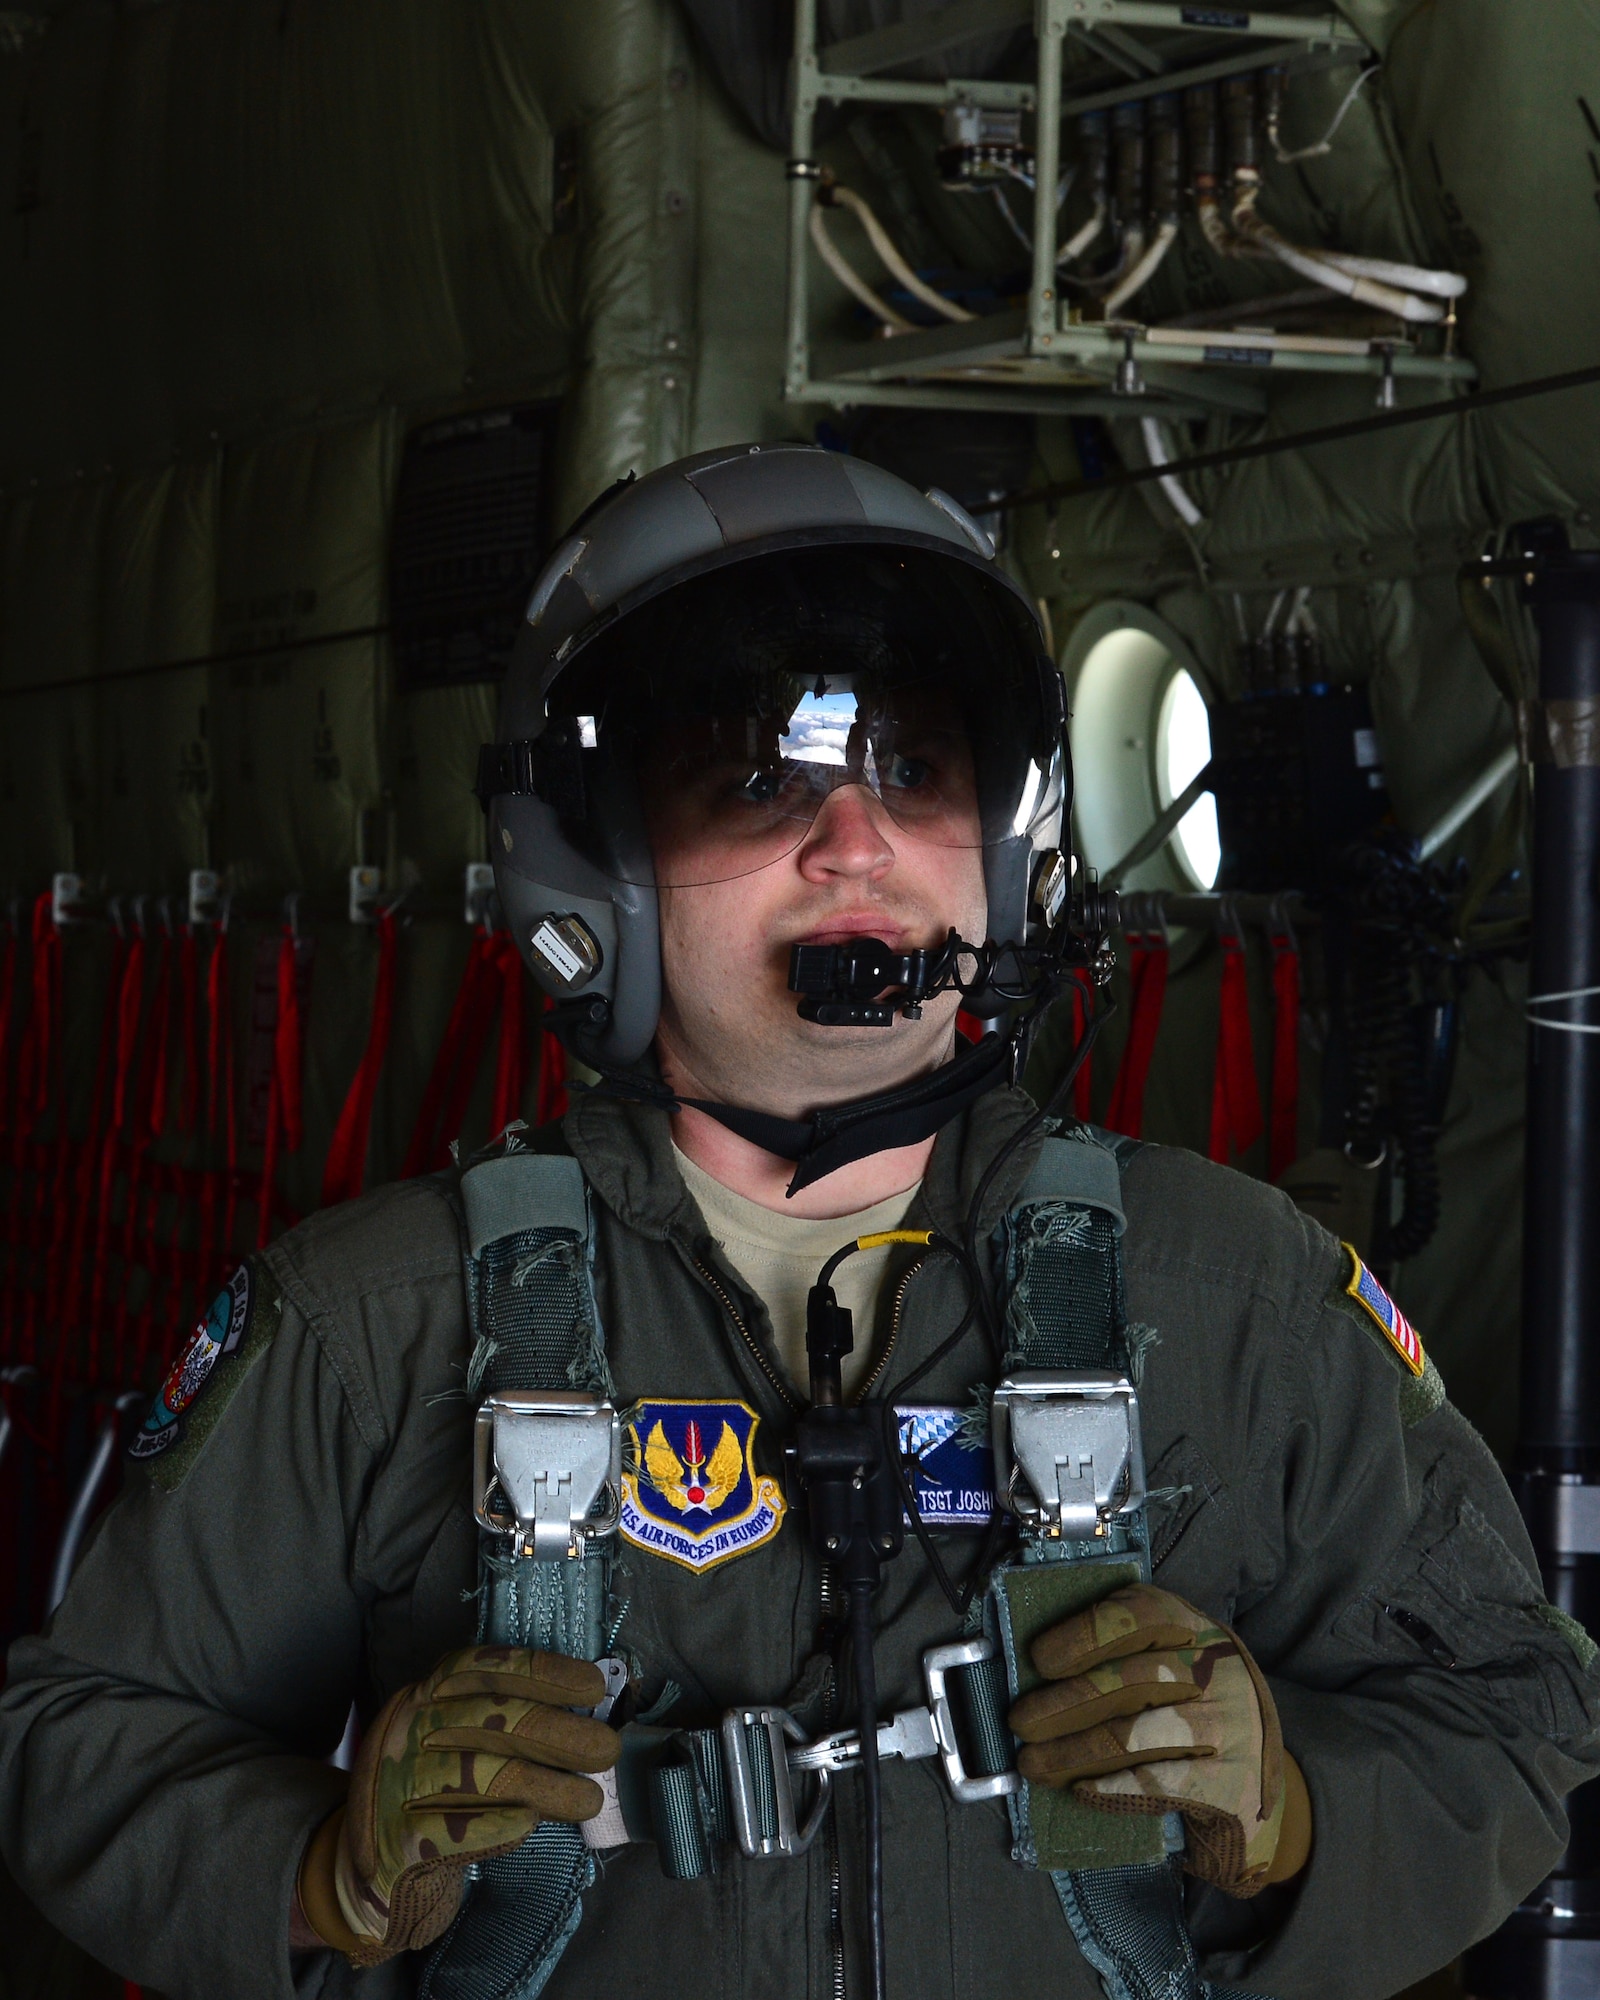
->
[849,1573,887,2000]
[992,359,1600,517]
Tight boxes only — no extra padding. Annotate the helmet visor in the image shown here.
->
[543,545,1063,889]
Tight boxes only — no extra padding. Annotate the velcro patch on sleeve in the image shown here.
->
[1337,1244,1426,1378]
[128,1262,282,1491]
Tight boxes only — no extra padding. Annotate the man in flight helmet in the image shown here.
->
[2,446,1596,2000]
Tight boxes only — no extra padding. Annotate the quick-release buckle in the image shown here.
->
[473,1390,622,1561]
[991,1370,1145,1540]
[722,1706,833,1859]
[923,1638,1021,1803]
[720,1637,1017,1858]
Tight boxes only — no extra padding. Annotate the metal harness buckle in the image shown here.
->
[720,1637,1017,1858]
[991,1370,1145,1540]
[923,1638,1021,1803]
[473,1390,622,1561]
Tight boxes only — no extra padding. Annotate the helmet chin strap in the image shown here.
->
[692,1028,1014,1194]
[564,1020,1015,1196]
[557,923,1093,1195]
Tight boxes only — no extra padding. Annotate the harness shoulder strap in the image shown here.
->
[419,1146,611,2000]
[990,1133,1273,2000]
[1000,1131,1129,1376]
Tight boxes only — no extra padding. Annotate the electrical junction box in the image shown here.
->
[1210,686,1392,893]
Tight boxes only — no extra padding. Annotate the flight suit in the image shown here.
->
[2,1086,1597,2000]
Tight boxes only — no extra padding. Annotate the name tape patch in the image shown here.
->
[621,1399,786,1574]
[898,1406,995,1528]
[1342,1247,1426,1377]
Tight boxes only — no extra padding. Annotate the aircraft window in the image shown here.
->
[1157,668,1219,889]
[1063,604,1216,894]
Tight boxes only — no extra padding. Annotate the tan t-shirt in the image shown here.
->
[673,1147,920,1398]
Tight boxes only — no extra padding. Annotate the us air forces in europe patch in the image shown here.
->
[620,1399,785,1573]
[1331,1243,1445,1428]
[128,1262,281,1489]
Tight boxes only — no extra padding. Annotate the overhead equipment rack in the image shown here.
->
[783,0,1477,421]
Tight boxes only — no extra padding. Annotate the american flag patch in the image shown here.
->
[1343,1247,1426,1377]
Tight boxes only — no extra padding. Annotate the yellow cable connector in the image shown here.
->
[854,1229,936,1252]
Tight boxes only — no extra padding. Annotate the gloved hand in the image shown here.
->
[1008,1583,1310,1896]
[296,1645,619,1965]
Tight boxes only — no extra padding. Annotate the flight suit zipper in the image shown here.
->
[691,1250,925,1410]
[852,1254,924,1403]
[692,1256,802,1411]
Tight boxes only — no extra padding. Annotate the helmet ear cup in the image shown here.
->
[493,783,662,1068]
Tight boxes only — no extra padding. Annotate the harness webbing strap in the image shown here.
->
[420,1150,611,2000]
[994,1132,1274,2000]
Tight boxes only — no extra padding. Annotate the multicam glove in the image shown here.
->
[1008,1582,1309,1896]
[296,1645,619,1965]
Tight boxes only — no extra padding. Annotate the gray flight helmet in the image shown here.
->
[484,442,1068,1068]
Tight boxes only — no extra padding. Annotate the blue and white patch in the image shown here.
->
[129,1265,253,1461]
[897,1405,995,1528]
[621,1399,786,1573]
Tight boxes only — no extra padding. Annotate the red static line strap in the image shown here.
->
[209,929,240,1282]
[142,929,174,1144]
[402,930,496,1178]
[1208,925,1263,1166]
[87,934,148,1373]
[489,933,528,1140]
[177,925,201,1135]
[132,931,182,1376]
[429,938,505,1172]
[1268,928,1301,1182]
[116,927,176,1381]
[1106,932,1169,1141]
[58,935,128,1403]
[321,908,399,1209]
[0,923,19,1134]
[257,925,305,1250]
[536,992,569,1127]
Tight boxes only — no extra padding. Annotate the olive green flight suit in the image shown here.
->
[2,1088,1597,2000]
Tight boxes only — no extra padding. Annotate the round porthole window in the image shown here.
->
[1061,600,1219,893]
[1156,667,1220,889]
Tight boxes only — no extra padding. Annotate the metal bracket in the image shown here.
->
[473,1390,622,1561]
[348,865,383,926]
[464,861,498,929]
[50,872,85,928]
[992,1370,1145,1539]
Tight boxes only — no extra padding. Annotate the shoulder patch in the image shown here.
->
[1327,1248,1444,1427]
[128,1263,282,1491]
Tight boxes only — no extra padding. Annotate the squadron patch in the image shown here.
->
[1339,1245,1426,1378]
[620,1399,785,1574]
[128,1264,279,1486]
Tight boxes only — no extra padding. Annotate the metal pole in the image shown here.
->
[1468,533,1600,1999]
[784,0,820,402]
[1029,0,1066,355]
